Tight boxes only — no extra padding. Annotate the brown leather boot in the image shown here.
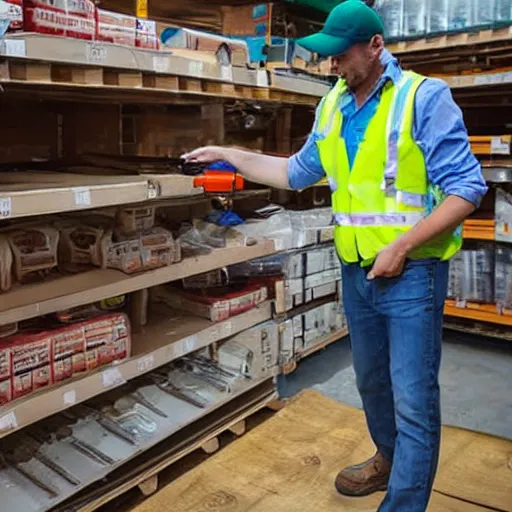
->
[335,452,391,497]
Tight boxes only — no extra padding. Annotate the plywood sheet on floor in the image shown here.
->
[134,390,511,512]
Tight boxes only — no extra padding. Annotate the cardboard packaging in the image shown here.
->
[96,8,136,46]
[136,18,159,49]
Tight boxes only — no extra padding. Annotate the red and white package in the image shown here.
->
[22,0,67,36]
[0,344,11,381]
[66,0,95,40]
[1,0,23,32]
[96,8,135,46]
[0,379,12,406]
[51,325,86,381]
[136,18,158,50]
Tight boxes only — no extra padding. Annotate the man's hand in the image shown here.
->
[182,146,227,163]
[367,240,408,280]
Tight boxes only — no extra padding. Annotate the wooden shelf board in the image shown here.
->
[445,300,512,327]
[0,239,277,326]
[0,301,272,439]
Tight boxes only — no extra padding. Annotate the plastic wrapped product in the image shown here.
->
[0,234,13,292]
[136,18,159,49]
[460,247,495,304]
[448,0,473,31]
[374,0,404,39]
[96,8,136,46]
[495,245,512,309]
[58,224,105,273]
[403,0,426,38]
[426,0,448,33]
[496,0,512,23]
[473,0,495,28]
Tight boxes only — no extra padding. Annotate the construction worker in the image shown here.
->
[183,1,488,510]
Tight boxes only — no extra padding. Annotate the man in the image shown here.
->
[183,1,487,510]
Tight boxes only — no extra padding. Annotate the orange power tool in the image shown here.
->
[193,170,244,194]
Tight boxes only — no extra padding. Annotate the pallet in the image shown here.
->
[444,319,512,343]
[60,379,278,512]
[388,25,512,55]
[445,300,512,328]
[282,327,349,376]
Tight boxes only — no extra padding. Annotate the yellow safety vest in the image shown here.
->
[315,70,462,264]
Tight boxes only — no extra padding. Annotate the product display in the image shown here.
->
[0,313,130,405]
[495,245,512,309]
[0,234,13,292]
[96,8,136,46]
[58,223,105,273]
[136,18,159,49]
[7,226,59,283]
[152,283,268,322]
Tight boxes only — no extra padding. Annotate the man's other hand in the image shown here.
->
[367,241,408,280]
[181,146,226,163]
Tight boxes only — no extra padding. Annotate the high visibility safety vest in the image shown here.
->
[315,70,462,264]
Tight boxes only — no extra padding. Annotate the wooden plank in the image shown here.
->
[133,390,501,512]
[0,302,273,439]
[0,239,277,326]
[445,300,512,327]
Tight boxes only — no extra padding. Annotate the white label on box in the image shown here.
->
[63,390,76,406]
[5,39,26,57]
[153,55,170,73]
[86,43,107,64]
[490,137,511,155]
[221,65,233,82]
[188,61,204,76]
[0,197,12,219]
[137,355,154,374]
[256,69,268,87]
[183,335,198,354]
[0,412,17,432]
[102,367,125,388]
[73,187,91,207]
[455,299,467,309]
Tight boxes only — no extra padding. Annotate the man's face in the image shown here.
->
[331,37,383,90]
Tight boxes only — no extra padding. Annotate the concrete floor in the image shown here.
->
[278,330,512,440]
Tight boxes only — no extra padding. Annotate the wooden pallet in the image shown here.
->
[445,300,512,328]
[388,25,512,55]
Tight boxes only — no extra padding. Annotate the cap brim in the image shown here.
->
[296,32,351,57]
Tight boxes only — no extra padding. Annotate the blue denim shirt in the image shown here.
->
[288,49,488,209]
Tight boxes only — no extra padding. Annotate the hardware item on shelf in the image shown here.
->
[0,233,13,292]
[136,18,158,49]
[149,369,209,409]
[96,8,136,46]
[495,187,512,243]
[180,355,239,392]
[7,226,59,283]
[54,295,127,324]
[102,227,179,274]
[458,246,496,304]
[128,390,169,418]
[182,267,230,289]
[0,313,130,404]
[152,283,268,322]
[116,206,156,236]
[495,245,512,309]
[100,405,158,442]
[58,223,105,273]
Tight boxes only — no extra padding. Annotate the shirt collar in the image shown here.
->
[380,48,401,85]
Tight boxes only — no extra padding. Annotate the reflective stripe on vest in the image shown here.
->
[333,212,424,227]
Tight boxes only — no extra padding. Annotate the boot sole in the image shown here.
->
[335,482,388,497]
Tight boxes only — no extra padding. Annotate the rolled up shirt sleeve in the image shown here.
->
[287,133,326,190]
[414,79,488,206]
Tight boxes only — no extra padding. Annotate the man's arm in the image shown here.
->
[182,147,291,189]
[368,79,488,279]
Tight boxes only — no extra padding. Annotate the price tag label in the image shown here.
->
[102,368,125,388]
[221,65,233,82]
[153,55,169,74]
[137,355,154,374]
[63,390,77,406]
[188,61,204,77]
[491,136,511,155]
[0,197,12,219]
[73,187,91,207]
[256,69,268,87]
[4,39,26,57]
[0,411,17,432]
[86,43,107,65]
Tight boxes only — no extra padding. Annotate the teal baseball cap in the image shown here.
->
[296,0,385,57]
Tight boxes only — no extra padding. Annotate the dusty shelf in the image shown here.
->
[0,240,277,326]
[0,301,272,439]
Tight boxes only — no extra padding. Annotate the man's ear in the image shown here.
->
[370,34,384,50]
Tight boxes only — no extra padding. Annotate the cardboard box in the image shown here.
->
[218,321,279,380]
[96,8,136,46]
[136,18,159,49]
[153,284,268,322]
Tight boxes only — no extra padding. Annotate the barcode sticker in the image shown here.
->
[491,136,511,155]
[0,411,17,432]
[153,55,169,73]
[0,197,12,219]
[183,335,198,354]
[137,355,154,374]
[221,65,233,82]
[63,390,77,406]
[102,368,125,388]
[86,43,107,64]
[257,69,268,87]
[4,39,26,57]
[73,187,91,207]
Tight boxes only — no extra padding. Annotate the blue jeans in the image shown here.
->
[342,258,448,512]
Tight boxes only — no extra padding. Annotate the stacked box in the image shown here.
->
[96,8,136,46]
[0,313,131,405]
[217,321,279,380]
[495,245,512,309]
[136,18,159,49]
